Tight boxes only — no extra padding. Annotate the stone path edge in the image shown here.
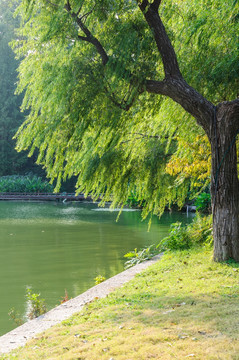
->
[0,254,162,354]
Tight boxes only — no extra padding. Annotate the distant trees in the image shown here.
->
[0,0,41,176]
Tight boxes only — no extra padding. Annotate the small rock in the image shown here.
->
[162,309,175,314]
[178,335,188,339]
[102,347,110,352]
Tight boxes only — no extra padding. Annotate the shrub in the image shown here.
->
[26,288,47,320]
[187,214,212,245]
[9,288,47,326]
[195,192,211,213]
[0,175,53,193]
[159,222,192,251]
[158,214,212,251]
[8,308,23,326]
[124,215,212,268]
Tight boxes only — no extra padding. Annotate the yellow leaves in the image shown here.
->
[166,135,211,187]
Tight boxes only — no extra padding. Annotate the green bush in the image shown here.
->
[195,192,211,213]
[26,288,47,320]
[9,288,47,326]
[187,214,213,245]
[124,215,213,267]
[159,222,192,251]
[0,175,53,193]
[159,214,213,251]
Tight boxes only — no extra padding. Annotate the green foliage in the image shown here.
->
[25,288,47,320]
[124,245,158,269]
[189,214,213,245]
[159,214,213,251]
[195,192,211,213]
[8,308,23,326]
[159,222,192,251]
[126,191,145,208]
[0,175,54,193]
[10,0,239,218]
[94,275,106,285]
[9,287,47,326]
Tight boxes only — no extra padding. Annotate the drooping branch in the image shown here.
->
[43,0,58,8]
[64,1,109,66]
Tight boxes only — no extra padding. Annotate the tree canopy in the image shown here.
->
[12,0,239,237]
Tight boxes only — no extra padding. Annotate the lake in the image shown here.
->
[0,201,193,335]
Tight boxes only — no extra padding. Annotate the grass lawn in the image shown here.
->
[2,247,239,360]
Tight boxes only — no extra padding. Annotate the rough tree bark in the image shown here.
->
[210,101,239,261]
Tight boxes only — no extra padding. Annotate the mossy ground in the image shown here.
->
[2,247,239,360]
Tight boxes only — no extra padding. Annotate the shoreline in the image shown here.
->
[0,255,162,354]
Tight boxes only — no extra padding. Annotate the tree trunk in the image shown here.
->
[210,102,239,261]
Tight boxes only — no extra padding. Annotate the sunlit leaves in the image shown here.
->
[11,0,238,218]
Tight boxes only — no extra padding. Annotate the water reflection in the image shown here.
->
[0,201,193,335]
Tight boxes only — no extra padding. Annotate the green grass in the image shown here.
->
[2,247,239,359]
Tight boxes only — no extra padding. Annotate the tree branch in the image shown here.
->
[138,1,181,78]
[77,35,89,41]
[64,1,109,65]
[145,78,215,134]
[79,8,95,22]
[137,1,214,133]
[151,0,162,12]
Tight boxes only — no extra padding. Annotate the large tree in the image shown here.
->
[13,0,239,261]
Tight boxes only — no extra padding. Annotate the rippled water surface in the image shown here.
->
[0,201,193,335]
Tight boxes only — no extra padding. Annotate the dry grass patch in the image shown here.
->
[2,248,239,359]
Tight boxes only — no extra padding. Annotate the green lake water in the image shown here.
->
[0,201,193,336]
